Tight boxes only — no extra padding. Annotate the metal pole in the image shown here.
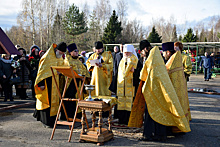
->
[196,44,198,75]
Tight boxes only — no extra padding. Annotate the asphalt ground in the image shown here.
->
[0,73,220,146]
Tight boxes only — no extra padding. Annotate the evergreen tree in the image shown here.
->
[147,26,162,43]
[182,28,197,42]
[217,32,220,41]
[199,28,205,42]
[62,3,88,38]
[51,10,67,43]
[178,35,183,41]
[102,10,123,44]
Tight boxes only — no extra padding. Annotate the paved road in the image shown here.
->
[0,74,220,146]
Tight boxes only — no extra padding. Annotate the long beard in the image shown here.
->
[56,50,62,58]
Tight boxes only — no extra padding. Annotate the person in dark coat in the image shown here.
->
[14,48,32,99]
[112,46,119,63]
[0,54,14,102]
[133,40,152,95]
[29,45,41,99]
[199,52,214,81]
[109,43,124,119]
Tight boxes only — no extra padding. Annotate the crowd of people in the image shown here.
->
[1,40,218,141]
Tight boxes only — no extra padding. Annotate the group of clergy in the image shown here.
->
[33,40,192,141]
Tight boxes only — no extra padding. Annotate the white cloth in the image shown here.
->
[123,44,138,58]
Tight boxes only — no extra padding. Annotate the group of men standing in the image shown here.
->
[33,40,192,141]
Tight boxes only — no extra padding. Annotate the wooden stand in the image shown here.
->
[78,100,113,146]
[49,66,89,142]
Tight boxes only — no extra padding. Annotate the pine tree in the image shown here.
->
[102,10,123,44]
[62,3,88,39]
[178,35,183,41]
[147,26,162,43]
[182,28,197,42]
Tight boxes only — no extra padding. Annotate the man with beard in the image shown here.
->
[116,44,138,125]
[174,42,192,81]
[60,43,90,120]
[164,42,192,125]
[133,40,152,94]
[86,41,113,96]
[162,42,176,63]
[129,45,191,141]
[33,42,67,128]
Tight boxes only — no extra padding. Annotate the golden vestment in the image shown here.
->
[128,46,191,133]
[86,51,113,96]
[182,52,192,75]
[64,53,90,99]
[117,54,138,111]
[166,51,191,124]
[35,44,64,116]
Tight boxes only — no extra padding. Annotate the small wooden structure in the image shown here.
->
[78,100,113,146]
[50,66,89,142]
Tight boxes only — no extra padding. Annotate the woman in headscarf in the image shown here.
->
[0,54,14,101]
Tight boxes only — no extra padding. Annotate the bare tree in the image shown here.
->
[94,0,112,37]
[116,0,128,28]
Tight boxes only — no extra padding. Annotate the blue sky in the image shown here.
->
[1,0,220,30]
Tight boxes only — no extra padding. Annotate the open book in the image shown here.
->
[89,57,102,66]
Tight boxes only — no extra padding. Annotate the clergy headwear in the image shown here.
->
[140,40,151,51]
[56,42,67,52]
[67,43,77,53]
[95,41,103,49]
[162,42,174,51]
[123,44,138,58]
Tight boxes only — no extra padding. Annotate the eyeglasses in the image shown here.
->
[74,49,79,52]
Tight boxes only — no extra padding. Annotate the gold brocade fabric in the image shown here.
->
[64,53,90,100]
[64,53,90,78]
[128,81,145,128]
[35,44,65,116]
[117,54,138,111]
[86,51,113,96]
[182,53,192,75]
[139,46,190,132]
[166,51,191,126]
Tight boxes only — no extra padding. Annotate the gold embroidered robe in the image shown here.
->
[86,51,113,96]
[35,44,65,116]
[128,46,191,133]
[166,51,191,126]
[117,54,138,111]
[182,52,192,75]
[64,53,90,99]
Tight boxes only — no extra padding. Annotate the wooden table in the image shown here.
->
[78,100,113,145]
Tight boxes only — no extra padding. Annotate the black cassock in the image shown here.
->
[60,79,82,120]
[33,77,56,127]
[109,52,123,119]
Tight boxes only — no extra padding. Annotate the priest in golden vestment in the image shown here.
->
[174,42,192,81]
[117,44,138,125]
[128,45,191,141]
[60,43,90,120]
[163,42,191,125]
[33,42,67,128]
[86,41,113,96]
